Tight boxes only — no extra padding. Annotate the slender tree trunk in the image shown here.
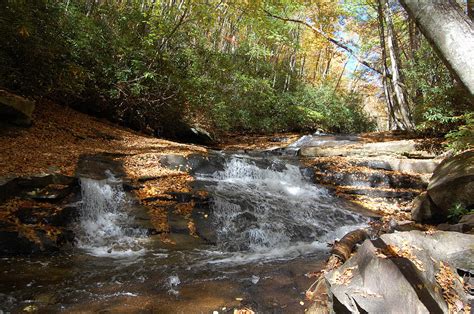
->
[323,48,333,80]
[408,17,424,105]
[300,53,306,78]
[399,0,474,95]
[313,51,321,82]
[383,0,415,130]
[377,0,399,130]
[469,0,474,21]
[348,63,359,93]
[334,58,349,92]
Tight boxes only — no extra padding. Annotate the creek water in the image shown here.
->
[0,148,368,313]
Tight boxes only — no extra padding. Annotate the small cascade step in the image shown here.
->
[75,155,149,257]
[310,159,428,190]
[336,186,421,199]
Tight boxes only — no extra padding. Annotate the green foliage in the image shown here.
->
[285,85,376,133]
[447,202,473,223]
[445,113,474,152]
[0,0,375,137]
[404,41,473,137]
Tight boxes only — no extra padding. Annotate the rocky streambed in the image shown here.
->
[0,133,472,313]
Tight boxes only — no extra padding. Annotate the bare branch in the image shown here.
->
[264,9,386,77]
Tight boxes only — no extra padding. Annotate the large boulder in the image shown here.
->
[174,124,215,146]
[317,231,473,313]
[0,89,35,126]
[413,150,474,223]
[428,150,474,214]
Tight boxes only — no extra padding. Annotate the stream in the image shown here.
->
[0,139,370,313]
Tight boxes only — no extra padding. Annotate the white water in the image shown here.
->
[198,157,367,258]
[75,171,146,258]
[288,133,358,148]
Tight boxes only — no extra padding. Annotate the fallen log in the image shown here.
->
[306,228,369,311]
[330,228,369,263]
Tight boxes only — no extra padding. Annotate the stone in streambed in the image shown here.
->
[192,207,217,244]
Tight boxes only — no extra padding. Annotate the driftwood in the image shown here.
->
[330,228,369,263]
[305,228,369,312]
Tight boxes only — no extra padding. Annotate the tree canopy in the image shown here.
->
[0,0,472,148]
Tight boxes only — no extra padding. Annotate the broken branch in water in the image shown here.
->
[305,228,369,305]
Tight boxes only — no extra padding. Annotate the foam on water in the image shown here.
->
[288,135,314,147]
[198,157,367,257]
[75,171,146,258]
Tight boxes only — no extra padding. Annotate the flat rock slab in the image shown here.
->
[299,140,436,160]
[357,158,440,174]
[323,231,473,313]
[76,154,127,180]
[159,153,225,175]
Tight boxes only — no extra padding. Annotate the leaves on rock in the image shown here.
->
[333,266,357,286]
[435,261,471,313]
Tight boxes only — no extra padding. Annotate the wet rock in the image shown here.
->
[76,154,126,180]
[341,188,418,199]
[48,204,80,226]
[191,208,217,244]
[168,211,190,234]
[0,220,73,255]
[35,292,57,305]
[314,170,426,190]
[158,154,188,172]
[26,184,75,202]
[0,174,77,203]
[0,89,35,126]
[0,223,39,255]
[270,137,289,143]
[159,153,225,175]
[415,150,474,223]
[324,231,473,313]
[233,212,258,233]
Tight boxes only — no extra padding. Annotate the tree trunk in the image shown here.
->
[334,58,349,92]
[383,0,415,130]
[377,0,398,130]
[469,0,474,21]
[399,0,474,95]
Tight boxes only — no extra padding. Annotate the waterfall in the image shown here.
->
[200,158,367,254]
[75,171,146,258]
